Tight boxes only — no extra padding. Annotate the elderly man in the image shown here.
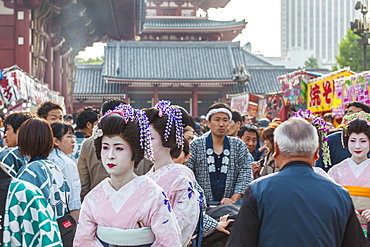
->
[187,103,252,205]
[227,118,368,247]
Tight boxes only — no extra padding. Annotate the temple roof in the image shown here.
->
[74,65,124,97]
[198,0,231,11]
[102,41,272,82]
[144,18,247,30]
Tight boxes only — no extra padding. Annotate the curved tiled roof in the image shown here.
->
[144,18,246,29]
[74,65,124,96]
[102,41,272,81]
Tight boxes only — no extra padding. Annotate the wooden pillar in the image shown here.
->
[14,7,31,73]
[45,27,53,90]
[192,85,198,117]
[222,86,228,103]
[53,48,62,93]
[61,56,68,107]
[124,84,129,103]
[153,84,159,105]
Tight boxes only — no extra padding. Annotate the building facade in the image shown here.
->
[0,0,145,113]
[281,0,357,67]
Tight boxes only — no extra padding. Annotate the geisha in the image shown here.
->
[328,111,370,234]
[73,104,181,246]
[144,101,200,247]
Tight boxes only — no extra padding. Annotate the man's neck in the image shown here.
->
[211,132,225,155]
[278,157,315,169]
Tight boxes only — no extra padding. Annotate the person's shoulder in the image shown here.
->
[82,136,94,145]
[10,178,45,197]
[138,175,167,193]
[228,136,245,146]
[171,163,194,175]
[0,146,20,158]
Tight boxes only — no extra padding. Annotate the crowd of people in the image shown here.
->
[0,99,369,247]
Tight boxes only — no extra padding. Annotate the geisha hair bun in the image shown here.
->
[93,104,154,161]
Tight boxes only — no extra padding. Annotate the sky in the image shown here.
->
[77,0,281,59]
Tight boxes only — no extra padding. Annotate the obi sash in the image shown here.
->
[343,186,370,198]
[343,185,370,226]
[97,225,155,246]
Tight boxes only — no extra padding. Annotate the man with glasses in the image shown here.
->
[315,101,370,171]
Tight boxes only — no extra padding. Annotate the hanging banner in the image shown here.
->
[230,93,249,114]
[257,93,285,120]
[0,65,61,111]
[278,70,322,106]
[307,69,354,114]
[332,72,370,117]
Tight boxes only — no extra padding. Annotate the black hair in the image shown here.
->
[342,118,370,149]
[94,113,144,168]
[170,138,190,159]
[75,107,99,129]
[101,99,127,115]
[238,126,259,143]
[37,101,63,119]
[144,105,190,158]
[346,102,370,113]
[51,122,74,142]
[4,112,35,133]
[231,109,242,123]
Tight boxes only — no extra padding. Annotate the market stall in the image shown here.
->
[332,71,370,117]
[0,65,63,114]
[306,68,354,116]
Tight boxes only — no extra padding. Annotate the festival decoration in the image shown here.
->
[342,111,370,126]
[332,71,370,117]
[307,68,354,114]
[292,109,331,167]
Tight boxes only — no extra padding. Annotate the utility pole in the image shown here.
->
[351,0,369,71]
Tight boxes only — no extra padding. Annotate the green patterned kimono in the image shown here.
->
[2,178,62,246]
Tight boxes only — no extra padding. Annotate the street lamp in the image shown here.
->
[351,0,369,71]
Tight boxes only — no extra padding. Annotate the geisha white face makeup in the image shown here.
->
[101,135,134,176]
[348,133,370,164]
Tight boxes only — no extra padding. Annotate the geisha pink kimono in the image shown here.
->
[73,176,181,246]
[147,163,200,247]
[328,158,370,228]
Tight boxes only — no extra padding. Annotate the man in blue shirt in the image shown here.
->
[227,117,368,247]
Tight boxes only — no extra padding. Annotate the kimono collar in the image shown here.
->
[30,156,46,163]
[206,134,230,174]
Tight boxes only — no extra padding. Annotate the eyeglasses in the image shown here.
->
[244,124,258,130]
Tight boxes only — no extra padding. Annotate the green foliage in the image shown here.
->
[304,55,319,68]
[335,29,370,72]
[75,56,104,65]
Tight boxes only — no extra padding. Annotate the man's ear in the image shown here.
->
[313,147,320,160]
[86,122,93,129]
[207,120,211,129]
[272,142,279,160]
[237,121,242,129]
